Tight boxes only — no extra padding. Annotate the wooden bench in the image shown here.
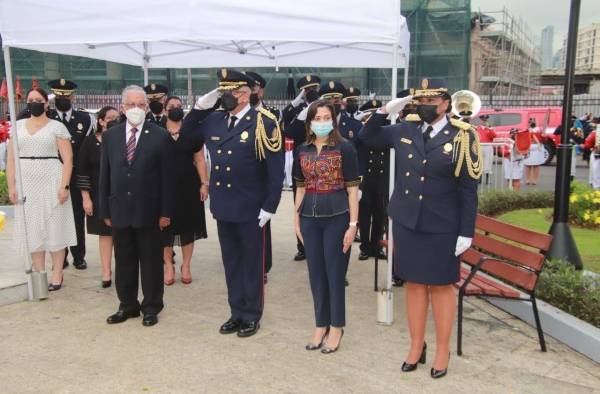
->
[455,214,553,356]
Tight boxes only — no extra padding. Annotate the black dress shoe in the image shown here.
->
[293,251,306,261]
[375,250,387,260]
[101,280,112,288]
[306,328,330,351]
[219,318,241,334]
[142,314,158,327]
[48,279,63,292]
[73,259,87,270]
[402,342,427,372]
[392,278,405,287]
[430,353,450,379]
[358,251,370,261]
[107,310,140,324]
[237,321,260,337]
[321,329,344,354]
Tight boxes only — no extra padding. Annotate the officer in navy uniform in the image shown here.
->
[356,99,389,261]
[48,78,93,270]
[282,75,322,262]
[344,86,361,119]
[180,69,284,338]
[143,83,169,128]
[359,78,481,378]
[319,81,363,148]
[244,71,279,281]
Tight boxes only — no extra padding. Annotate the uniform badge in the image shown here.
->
[77,123,83,131]
[241,131,249,142]
[151,83,156,91]
[443,143,453,154]
[348,130,354,138]
[349,87,354,94]
[329,81,335,89]
[211,136,221,141]
[400,138,412,144]
[421,79,428,89]
[221,68,227,78]
[307,75,312,82]
[60,78,66,86]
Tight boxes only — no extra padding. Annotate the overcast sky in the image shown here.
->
[471,0,600,52]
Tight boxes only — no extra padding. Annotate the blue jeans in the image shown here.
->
[300,213,350,327]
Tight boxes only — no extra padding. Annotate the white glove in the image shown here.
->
[291,89,305,107]
[384,95,413,115]
[296,106,309,122]
[358,190,363,201]
[48,93,56,102]
[368,92,376,100]
[354,111,369,122]
[195,89,221,110]
[454,236,472,256]
[258,209,274,228]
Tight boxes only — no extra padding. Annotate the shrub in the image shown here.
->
[568,181,600,228]
[478,189,554,217]
[536,260,600,328]
[0,171,10,205]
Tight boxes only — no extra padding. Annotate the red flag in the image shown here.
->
[15,77,23,100]
[0,79,7,100]
[31,78,40,90]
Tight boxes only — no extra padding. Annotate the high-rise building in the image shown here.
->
[541,26,554,70]
[557,23,600,70]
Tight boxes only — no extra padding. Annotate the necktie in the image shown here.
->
[126,127,138,163]
[156,115,161,124]
[423,125,434,144]
[228,115,238,132]
[62,112,68,124]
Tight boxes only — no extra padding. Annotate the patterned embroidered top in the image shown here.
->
[293,139,361,217]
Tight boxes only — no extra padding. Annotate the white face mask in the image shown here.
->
[125,107,146,126]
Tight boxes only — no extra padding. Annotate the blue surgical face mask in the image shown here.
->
[311,120,334,137]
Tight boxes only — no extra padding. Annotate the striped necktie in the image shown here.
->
[126,127,138,163]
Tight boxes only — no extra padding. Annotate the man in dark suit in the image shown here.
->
[181,69,284,337]
[99,85,174,327]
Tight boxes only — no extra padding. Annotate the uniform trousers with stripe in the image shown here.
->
[300,212,350,327]
[217,220,266,322]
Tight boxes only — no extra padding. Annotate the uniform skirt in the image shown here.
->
[393,221,459,285]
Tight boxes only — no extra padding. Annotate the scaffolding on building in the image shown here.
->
[473,7,541,97]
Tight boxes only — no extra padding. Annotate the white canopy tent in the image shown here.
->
[1,0,409,323]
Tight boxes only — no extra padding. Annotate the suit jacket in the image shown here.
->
[99,121,175,229]
[359,113,479,237]
[181,108,284,223]
[338,111,362,147]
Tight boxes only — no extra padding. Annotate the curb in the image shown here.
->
[0,205,14,218]
[488,296,600,363]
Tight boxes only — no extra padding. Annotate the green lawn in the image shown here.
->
[497,208,600,274]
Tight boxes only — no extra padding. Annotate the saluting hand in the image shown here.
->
[382,95,414,115]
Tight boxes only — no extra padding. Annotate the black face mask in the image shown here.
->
[305,89,319,103]
[345,103,358,115]
[167,107,185,122]
[28,102,45,117]
[221,92,239,112]
[106,119,120,130]
[250,93,260,107]
[55,97,71,112]
[416,104,440,124]
[149,100,164,115]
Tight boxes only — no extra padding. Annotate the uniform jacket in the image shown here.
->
[359,113,479,237]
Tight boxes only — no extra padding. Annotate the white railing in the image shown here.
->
[479,141,516,193]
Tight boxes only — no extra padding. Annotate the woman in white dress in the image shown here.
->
[6,88,77,291]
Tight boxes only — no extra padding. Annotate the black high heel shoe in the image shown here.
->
[305,328,330,351]
[430,353,450,379]
[101,279,112,288]
[401,342,427,372]
[48,277,63,292]
[321,329,344,354]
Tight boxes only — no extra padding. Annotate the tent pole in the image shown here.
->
[3,46,34,301]
[187,68,193,108]
[382,42,399,326]
[142,42,149,85]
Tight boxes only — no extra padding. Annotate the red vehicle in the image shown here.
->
[472,107,563,164]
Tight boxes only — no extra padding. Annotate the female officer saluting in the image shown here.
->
[359,78,481,379]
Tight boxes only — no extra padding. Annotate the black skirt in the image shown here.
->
[392,221,459,285]
[86,205,112,236]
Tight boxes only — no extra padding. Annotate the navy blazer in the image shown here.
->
[338,112,363,147]
[359,113,479,237]
[181,108,284,223]
[99,121,175,229]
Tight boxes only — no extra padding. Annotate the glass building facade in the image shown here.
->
[1,1,470,99]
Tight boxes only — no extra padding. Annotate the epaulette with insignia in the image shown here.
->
[405,113,421,122]
[255,108,283,160]
[451,118,482,180]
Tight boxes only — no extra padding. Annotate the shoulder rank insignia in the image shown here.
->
[450,118,482,180]
[405,113,421,122]
[450,117,471,131]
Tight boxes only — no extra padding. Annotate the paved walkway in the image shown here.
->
[0,192,599,393]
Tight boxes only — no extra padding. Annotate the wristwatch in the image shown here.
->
[349,221,358,227]
[63,185,70,190]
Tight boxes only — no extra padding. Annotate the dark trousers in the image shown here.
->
[217,220,266,322]
[359,178,387,255]
[112,226,164,315]
[300,213,350,327]
[66,187,86,261]
[292,180,305,254]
